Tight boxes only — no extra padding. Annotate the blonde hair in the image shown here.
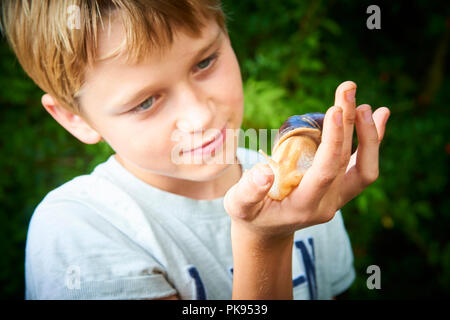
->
[0,0,227,117]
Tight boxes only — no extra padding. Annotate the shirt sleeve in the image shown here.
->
[325,210,356,297]
[25,200,177,300]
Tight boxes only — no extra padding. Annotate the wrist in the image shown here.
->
[230,221,294,299]
[231,219,294,250]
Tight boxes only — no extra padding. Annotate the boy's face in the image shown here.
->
[78,17,244,184]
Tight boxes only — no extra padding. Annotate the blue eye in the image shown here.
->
[132,96,156,113]
[196,52,218,71]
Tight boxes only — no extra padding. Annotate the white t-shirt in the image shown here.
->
[25,147,355,300]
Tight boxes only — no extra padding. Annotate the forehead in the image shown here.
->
[95,15,221,67]
[80,16,222,87]
[78,17,223,111]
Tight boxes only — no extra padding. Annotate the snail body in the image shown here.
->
[259,113,325,200]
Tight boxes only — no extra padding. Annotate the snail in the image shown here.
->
[259,113,325,200]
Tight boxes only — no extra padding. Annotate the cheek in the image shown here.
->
[211,53,244,117]
[227,61,244,125]
[100,120,174,167]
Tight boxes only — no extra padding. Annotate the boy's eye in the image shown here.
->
[195,52,218,71]
[131,95,157,113]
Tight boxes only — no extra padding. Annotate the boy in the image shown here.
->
[1,0,390,299]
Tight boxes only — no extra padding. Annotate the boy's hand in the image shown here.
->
[224,81,390,241]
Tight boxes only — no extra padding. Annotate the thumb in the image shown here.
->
[224,163,274,220]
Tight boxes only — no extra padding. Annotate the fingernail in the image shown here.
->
[252,167,271,186]
[363,107,372,123]
[334,108,343,126]
[260,165,273,176]
[383,109,390,125]
[345,89,356,103]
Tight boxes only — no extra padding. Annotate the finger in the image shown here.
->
[293,106,344,205]
[354,104,380,184]
[345,106,390,173]
[334,81,357,167]
[223,163,273,220]
[372,107,391,143]
[338,106,390,207]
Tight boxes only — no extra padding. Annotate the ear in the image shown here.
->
[41,93,102,144]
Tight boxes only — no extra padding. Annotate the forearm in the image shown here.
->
[231,224,294,300]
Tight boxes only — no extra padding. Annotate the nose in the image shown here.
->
[175,83,214,133]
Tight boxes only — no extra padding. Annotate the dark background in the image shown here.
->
[1,0,449,299]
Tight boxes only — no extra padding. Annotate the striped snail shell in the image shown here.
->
[259,113,325,200]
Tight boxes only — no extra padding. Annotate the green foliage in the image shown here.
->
[0,0,449,299]
[242,79,290,130]
[227,0,450,299]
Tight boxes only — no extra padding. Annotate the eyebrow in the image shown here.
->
[191,30,223,64]
[109,30,223,113]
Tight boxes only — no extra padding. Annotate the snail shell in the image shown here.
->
[259,113,325,200]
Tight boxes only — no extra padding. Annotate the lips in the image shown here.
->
[181,126,226,154]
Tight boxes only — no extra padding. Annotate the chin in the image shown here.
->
[186,161,232,182]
